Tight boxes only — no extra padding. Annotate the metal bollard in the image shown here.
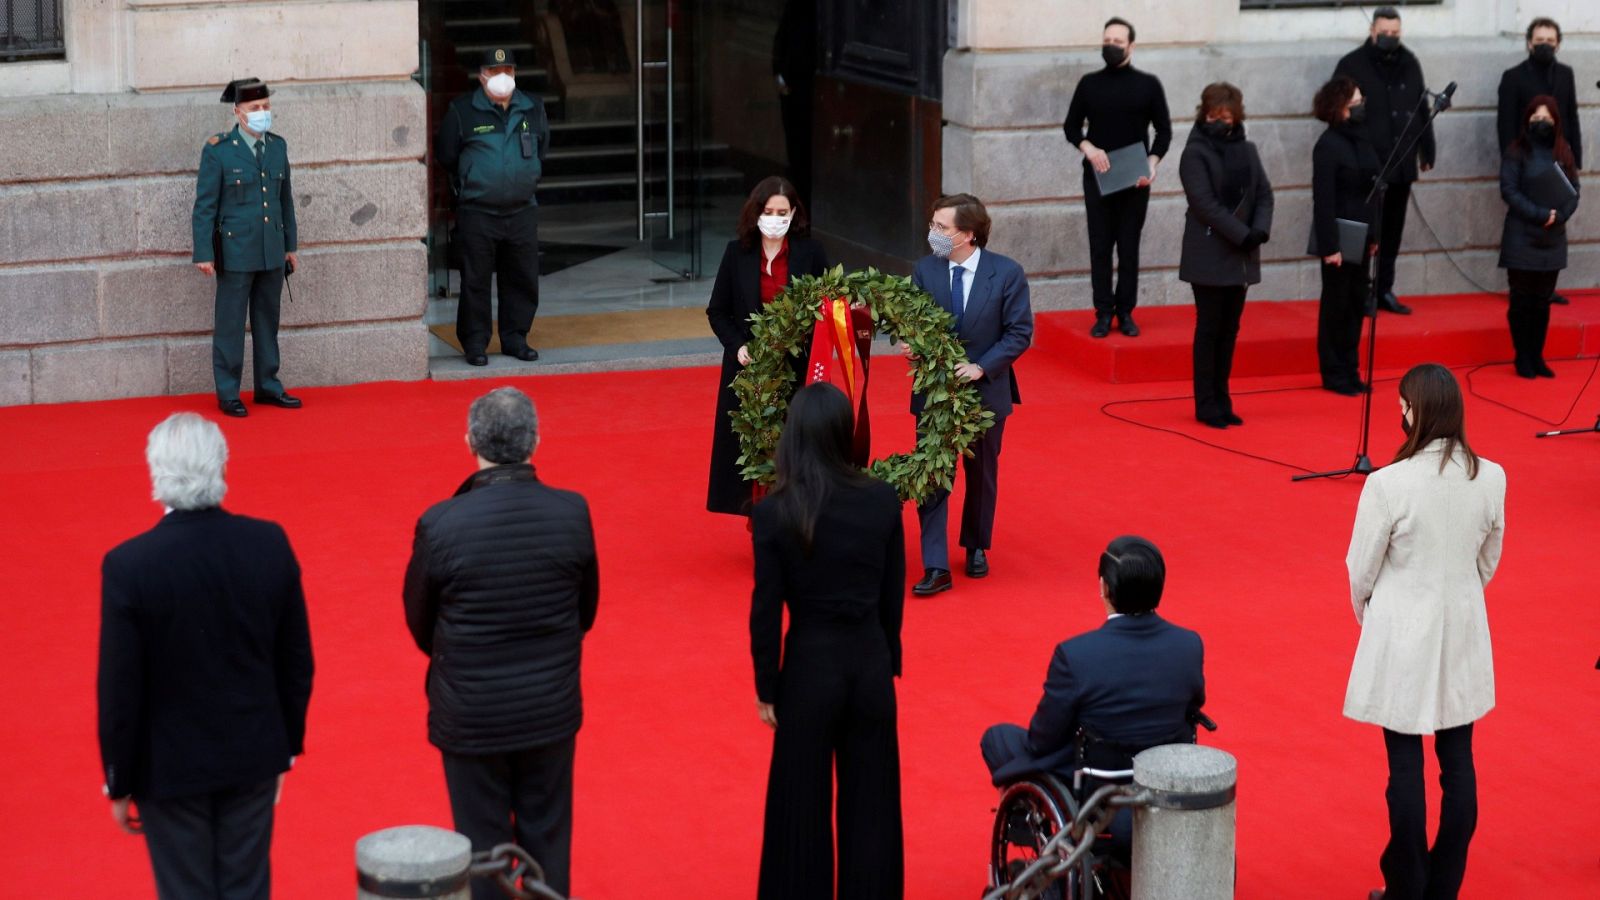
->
[357,825,472,900]
[1130,744,1237,900]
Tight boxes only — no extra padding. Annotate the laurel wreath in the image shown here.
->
[730,265,995,503]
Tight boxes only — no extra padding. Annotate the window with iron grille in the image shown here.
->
[1,0,66,63]
[1241,0,1441,9]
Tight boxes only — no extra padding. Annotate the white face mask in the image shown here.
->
[757,215,792,239]
[485,73,516,98]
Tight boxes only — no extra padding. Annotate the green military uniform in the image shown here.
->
[191,122,297,403]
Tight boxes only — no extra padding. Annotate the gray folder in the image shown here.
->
[1527,163,1577,210]
[1093,143,1153,195]
[1335,217,1369,262]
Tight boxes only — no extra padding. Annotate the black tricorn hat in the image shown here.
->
[479,47,517,69]
[220,78,272,104]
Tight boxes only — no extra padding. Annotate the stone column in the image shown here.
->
[1130,744,1237,900]
[356,825,472,900]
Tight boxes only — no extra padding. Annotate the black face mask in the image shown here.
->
[1530,43,1556,65]
[1374,34,1400,55]
[1529,120,1556,144]
[1347,103,1368,125]
[1400,413,1413,436]
[1201,120,1233,140]
[1101,45,1126,68]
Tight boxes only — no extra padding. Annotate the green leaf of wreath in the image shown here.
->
[728,266,994,504]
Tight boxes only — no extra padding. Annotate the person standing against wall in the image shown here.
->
[1062,16,1171,339]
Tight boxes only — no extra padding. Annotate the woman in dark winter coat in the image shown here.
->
[1179,82,1274,428]
[1307,76,1382,396]
[1498,95,1580,378]
[706,176,829,515]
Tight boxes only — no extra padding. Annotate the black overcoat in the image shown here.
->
[1333,41,1436,184]
[1498,145,1580,272]
[1307,124,1383,257]
[1497,58,1582,168]
[1178,127,1274,287]
[705,237,829,515]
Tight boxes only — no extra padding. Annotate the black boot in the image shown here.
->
[1507,308,1535,378]
[1532,302,1555,377]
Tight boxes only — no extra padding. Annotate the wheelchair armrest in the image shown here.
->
[1190,710,1218,732]
[1072,767,1135,793]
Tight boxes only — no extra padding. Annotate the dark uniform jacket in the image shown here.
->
[97,508,314,801]
[1498,144,1580,272]
[192,125,298,272]
[435,89,551,214]
[1333,41,1436,185]
[1497,58,1582,168]
[1307,124,1383,257]
[1178,126,1274,287]
[403,463,599,754]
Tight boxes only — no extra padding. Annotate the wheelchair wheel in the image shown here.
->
[990,780,1078,900]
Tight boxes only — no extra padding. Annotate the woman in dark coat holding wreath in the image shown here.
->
[706,176,829,516]
[750,382,905,900]
[1498,95,1580,378]
[1178,81,1274,429]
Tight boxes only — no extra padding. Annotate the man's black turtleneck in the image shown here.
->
[1063,62,1173,167]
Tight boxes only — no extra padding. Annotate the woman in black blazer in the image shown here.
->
[1178,82,1274,428]
[706,175,829,516]
[1499,95,1580,378]
[750,383,905,900]
[1308,76,1381,396]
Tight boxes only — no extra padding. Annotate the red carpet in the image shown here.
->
[1047,289,1600,383]
[2,331,1598,898]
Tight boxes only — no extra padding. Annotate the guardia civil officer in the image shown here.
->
[191,78,301,418]
[436,47,551,366]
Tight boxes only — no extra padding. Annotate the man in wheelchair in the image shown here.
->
[981,535,1206,868]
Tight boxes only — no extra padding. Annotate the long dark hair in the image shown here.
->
[1392,363,1480,479]
[766,383,869,554]
[1513,94,1579,180]
[736,175,809,249]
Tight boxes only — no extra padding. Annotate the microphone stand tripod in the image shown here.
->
[1535,415,1600,439]
[1295,87,1452,482]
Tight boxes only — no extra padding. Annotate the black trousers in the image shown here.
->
[1083,170,1151,317]
[760,623,903,900]
[1374,181,1412,296]
[917,415,1006,572]
[138,777,277,900]
[456,206,540,356]
[1506,268,1558,368]
[441,740,574,900]
[213,268,285,402]
[1191,284,1248,419]
[1318,258,1369,390]
[1380,724,1477,900]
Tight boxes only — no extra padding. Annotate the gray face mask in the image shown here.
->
[928,228,956,259]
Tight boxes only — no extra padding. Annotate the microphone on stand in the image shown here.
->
[1426,81,1458,112]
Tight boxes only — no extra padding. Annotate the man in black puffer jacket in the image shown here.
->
[404,386,598,899]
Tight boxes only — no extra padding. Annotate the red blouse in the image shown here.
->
[758,240,790,304]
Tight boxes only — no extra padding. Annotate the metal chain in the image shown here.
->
[468,844,568,900]
[982,784,1150,900]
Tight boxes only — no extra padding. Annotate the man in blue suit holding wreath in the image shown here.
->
[906,193,1034,595]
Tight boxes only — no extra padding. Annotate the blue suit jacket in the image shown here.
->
[910,249,1034,416]
[996,613,1205,783]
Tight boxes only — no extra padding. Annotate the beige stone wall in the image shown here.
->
[0,1,426,406]
[946,1,1600,311]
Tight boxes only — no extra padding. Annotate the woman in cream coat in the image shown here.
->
[1344,363,1505,900]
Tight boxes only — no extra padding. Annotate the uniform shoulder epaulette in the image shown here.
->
[206,133,224,146]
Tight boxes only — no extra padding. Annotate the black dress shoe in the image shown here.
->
[912,568,952,595]
[505,346,540,362]
[1325,384,1362,396]
[218,398,248,417]
[1198,415,1229,429]
[1534,359,1555,378]
[1513,358,1537,379]
[1551,292,1570,305]
[1090,317,1112,338]
[466,353,489,367]
[965,549,989,578]
[1377,292,1413,315]
[1117,314,1140,337]
[253,391,302,409]
[1223,413,1244,426]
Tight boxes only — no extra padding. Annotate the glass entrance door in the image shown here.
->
[637,0,698,279]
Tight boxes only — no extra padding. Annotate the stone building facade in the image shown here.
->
[0,0,427,406]
[943,0,1600,310]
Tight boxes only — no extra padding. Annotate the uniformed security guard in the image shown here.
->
[436,47,551,366]
[192,77,301,417]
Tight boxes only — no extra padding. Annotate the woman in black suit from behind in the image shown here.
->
[1499,95,1580,378]
[750,382,905,900]
[706,176,830,516]
[1178,81,1274,429]
[1308,75,1381,396]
